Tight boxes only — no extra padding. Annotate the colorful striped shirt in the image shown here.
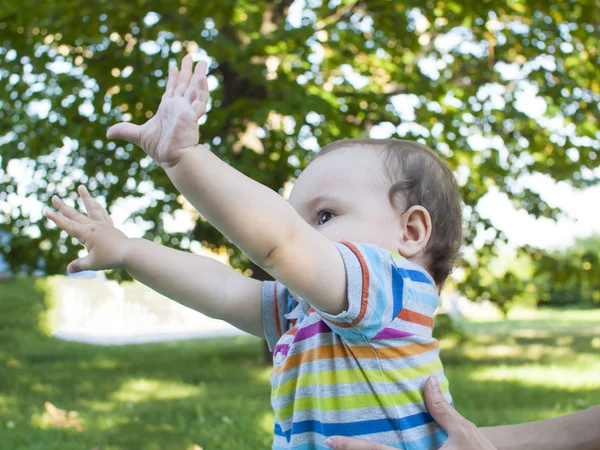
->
[261,242,452,449]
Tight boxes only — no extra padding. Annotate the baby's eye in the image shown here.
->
[317,210,335,225]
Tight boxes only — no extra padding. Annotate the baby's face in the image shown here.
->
[289,146,403,253]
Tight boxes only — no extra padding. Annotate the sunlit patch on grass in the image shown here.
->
[29,382,54,394]
[148,422,178,433]
[508,307,600,322]
[463,308,600,336]
[469,342,571,361]
[111,379,205,403]
[0,395,12,413]
[88,413,124,431]
[555,336,574,346]
[78,357,119,370]
[468,364,600,390]
[592,337,600,349]
[4,358,20,368]
[252,366,274,384]
[527,344,572,360]
[80,398,116,413]
[511,329,552,338]
[468,333,501,345]
[258,411,275,435]
[438,335,460,350]
[472,344,523,359]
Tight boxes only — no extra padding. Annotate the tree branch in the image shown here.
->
[315,1,360,30]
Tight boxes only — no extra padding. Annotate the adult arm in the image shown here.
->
[481,406,600,450]
[327,376,600,450]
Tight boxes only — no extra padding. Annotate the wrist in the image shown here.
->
[121,237,141,272]
[161,144,210,172]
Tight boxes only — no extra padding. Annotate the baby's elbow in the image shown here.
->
[255,226,303,275]
[259,238,292,272]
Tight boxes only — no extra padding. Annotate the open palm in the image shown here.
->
[45,186,130,273]
[106,55,209,168]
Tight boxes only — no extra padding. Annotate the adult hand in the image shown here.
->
[325,376,497,450]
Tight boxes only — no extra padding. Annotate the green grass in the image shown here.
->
[1,277,599,449]
[445,308,600,426]
[0,277,273,450]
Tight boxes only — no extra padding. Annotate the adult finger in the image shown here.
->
[163,65,179,98]
[106,122,141,146]
[51,196,91,224]
[45,209,87,241]
[424,376,467,436]
[325,436,393,450]
[78,185,111,222]
[67,254,93,273]
[174,55,194,96]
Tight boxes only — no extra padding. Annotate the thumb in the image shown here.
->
[424,375,463,434]
[67,255,94,274]
[106,122,141,145]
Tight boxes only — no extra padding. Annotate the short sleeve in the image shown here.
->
[261,280,293,351]
[312,242,436,340]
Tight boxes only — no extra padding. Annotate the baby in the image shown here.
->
[46,55,462,449]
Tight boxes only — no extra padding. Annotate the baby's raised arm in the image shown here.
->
[45,186,263,336]
[108,56,349,316]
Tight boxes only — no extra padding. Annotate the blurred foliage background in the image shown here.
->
[1,0,599,310]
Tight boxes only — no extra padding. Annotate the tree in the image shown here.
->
[531,235,600,307]
[1,0,599,301]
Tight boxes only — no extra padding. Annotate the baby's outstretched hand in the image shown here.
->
[45,186,130,273]
[107,55,209,168]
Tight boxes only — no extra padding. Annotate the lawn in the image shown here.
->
[1,277,599,450]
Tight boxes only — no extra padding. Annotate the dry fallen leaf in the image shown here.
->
[43,401,84,431]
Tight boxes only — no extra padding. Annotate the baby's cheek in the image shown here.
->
[317,226,346,242]
[319,218,382,244]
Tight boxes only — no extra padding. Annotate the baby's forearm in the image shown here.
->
[123,238,263,337]
[165,145,304,268]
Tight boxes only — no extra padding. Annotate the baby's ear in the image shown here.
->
[398,206,432,258]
